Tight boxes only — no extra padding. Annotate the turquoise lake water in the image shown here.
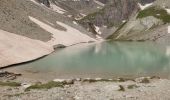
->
[11,41,170,79]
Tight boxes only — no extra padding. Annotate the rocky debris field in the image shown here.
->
[0,75,170,100]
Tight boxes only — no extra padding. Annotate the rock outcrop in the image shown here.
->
[37,0,50,7]
[138,0,156,5]
[78,0,139,38]
[108,5,170,44]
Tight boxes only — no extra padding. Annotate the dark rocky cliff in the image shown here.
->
[37,0,50,7]
[77,0,139,37]
[79,0,138,27]
[138,0,156,5]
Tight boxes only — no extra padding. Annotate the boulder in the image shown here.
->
[53,44,66,49]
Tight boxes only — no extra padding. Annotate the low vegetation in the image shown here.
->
[137,6,170,23]
[82,79,116,83]
[4,93,26,98]
[25,81,65,91]
[127,84,139,89]
[0,81,21,87]
[82,77,135,83]
[139,78,150,83]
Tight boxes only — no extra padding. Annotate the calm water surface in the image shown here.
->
[9,41,170,79]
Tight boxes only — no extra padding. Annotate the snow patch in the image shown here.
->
[96,35,103,40]
[29,16,95,46]
[67,15,72,18]
[80,13,87,17]
[53,79,65,82]
[94,25,102,35]
[166,9,170,14]
[93,0,105,7]
[50,3,66,14]
[105,85,121,91]
[30,0,39,5]
[22,83,32,88]
[73,21,78,25]
[138,3,153,10]
[122,20,126,23]
[103,25,107,28]
[97,6,101,9]
[95,78,102,81]
[168,26,170,34]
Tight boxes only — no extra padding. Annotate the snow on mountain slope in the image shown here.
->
[29,16,95,46]
[166,9,170,14]
[0,0,96,67]
[0,29,53,68]
[93,0,105,7]
[78,0,139,38]
[49,0,105,19]
[138,3,153,10]
[50,2,67,14]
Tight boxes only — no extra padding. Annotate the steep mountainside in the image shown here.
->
[0,0,95,42]
[108,0,170,44]
[35,0,108,20]
[37,0,164,39]
[0,0,96,68]
[78,0,139,38]
[138,0,156,4]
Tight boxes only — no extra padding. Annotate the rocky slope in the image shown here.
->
[0,0,95,42]
[1,77,170,100]
[78,0,139,38]
[33,0,167,40]
[0,0,96,68]
[35,0,108,21]
[108,1,170,44]
[138,0,156,5]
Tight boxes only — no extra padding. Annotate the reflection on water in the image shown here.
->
[14,41,170,79]
[166,46,170,56]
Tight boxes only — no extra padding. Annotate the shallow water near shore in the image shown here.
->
[6,41,170,80]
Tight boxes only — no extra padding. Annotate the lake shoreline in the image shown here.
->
[0,39,105,70]
[1,41,170,99]
[0,74,170,100]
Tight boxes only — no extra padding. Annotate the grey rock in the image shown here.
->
[78,0,139,37]
[37,0,50,7]
[53,44,66,49]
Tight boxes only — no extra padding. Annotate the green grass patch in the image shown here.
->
[4,93,25,97]
[137,6,170,23]
[82,79,117,83]
[139,78,150,83]
[127,84,139,89]
[25,81,65,91]
[0,81,21,87]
